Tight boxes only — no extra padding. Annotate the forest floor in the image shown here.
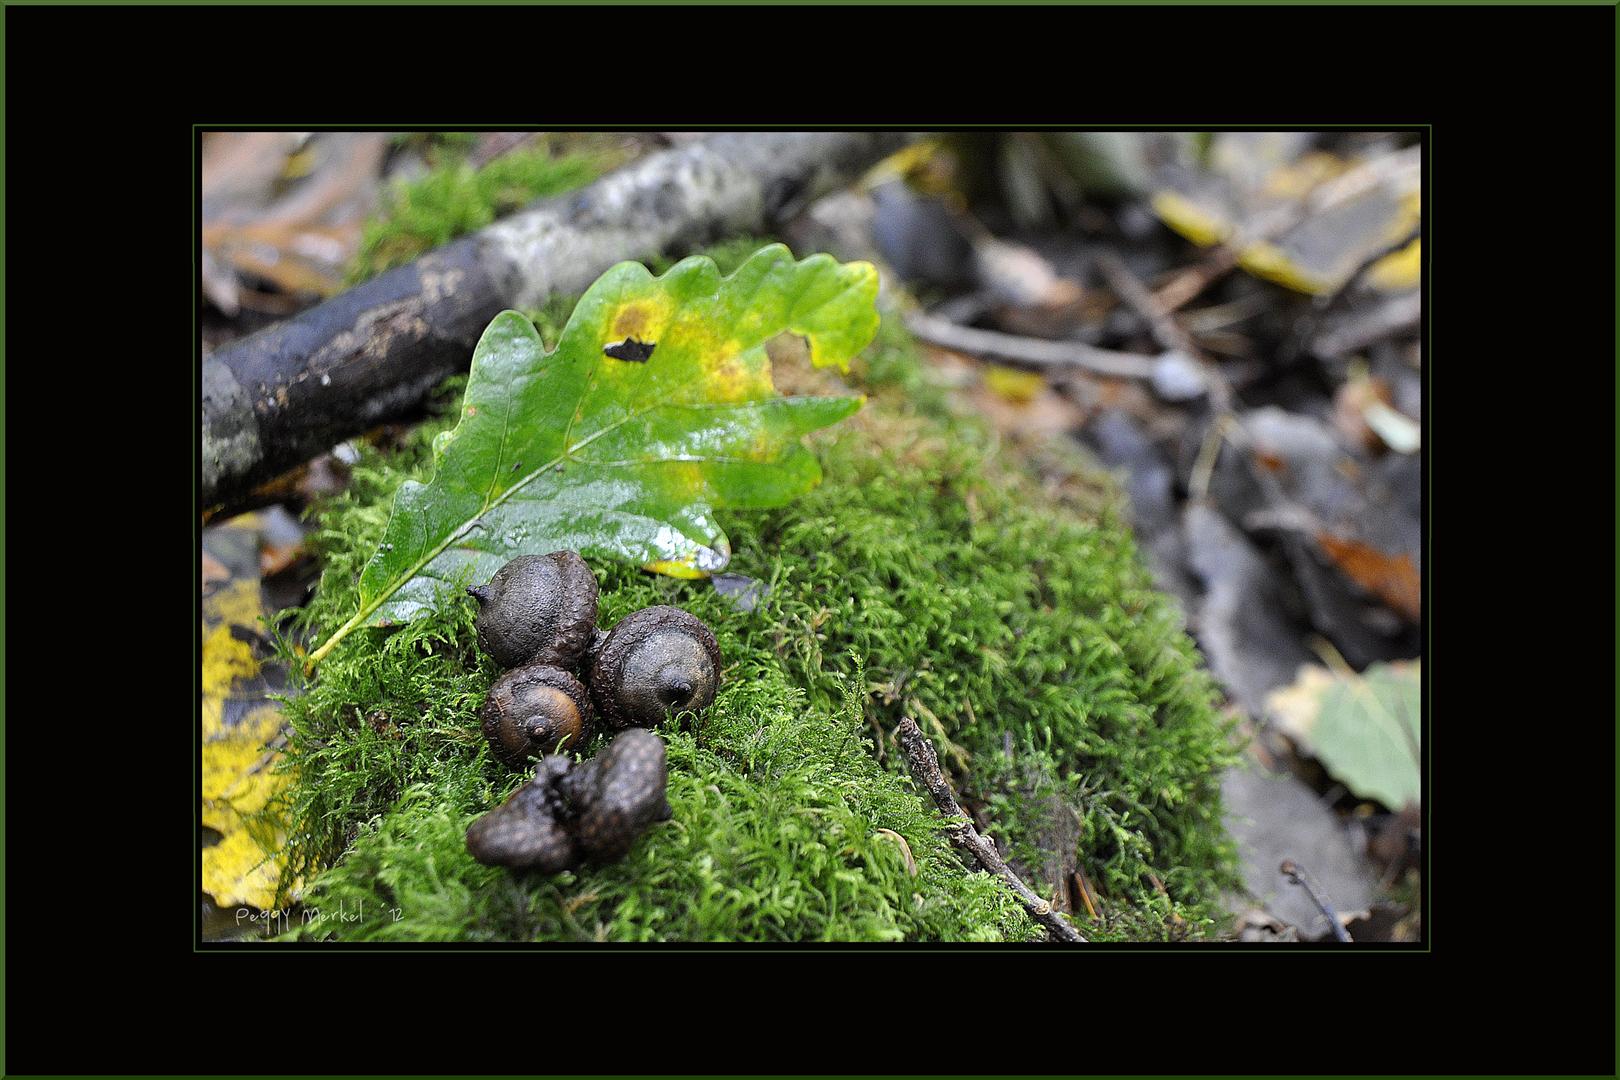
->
[201,131,1423,943]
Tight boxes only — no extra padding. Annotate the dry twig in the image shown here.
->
[1095,249,1232,413]
[894,716,1085,943]
[1280,859,1353,942]
[904,309,1156,380]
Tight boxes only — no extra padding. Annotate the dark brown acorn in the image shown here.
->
[480,662,593,768]
[590,606,720,730]
[465,758,578,871]
[467,551,599,670]
[466,730,670,871]
[559,728,673,860]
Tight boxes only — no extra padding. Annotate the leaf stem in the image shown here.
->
[308,607,368,667]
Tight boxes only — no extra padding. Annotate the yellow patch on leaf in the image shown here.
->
[642,558,709,579]
[1367,238,1421,292]
[1151,190,1232,247]
[610,296,674,345]
[706,345,773,403]
[1238,241,1333,295]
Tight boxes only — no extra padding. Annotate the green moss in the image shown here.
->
[270,284,1236,943]
[347,138,614,284]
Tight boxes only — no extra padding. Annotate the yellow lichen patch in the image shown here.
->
[201,576,298,910]
[1152,190,1232,247]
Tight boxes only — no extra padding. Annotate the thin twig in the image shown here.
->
[1095,250,1200,358]
[1153,248,1240,314]
[905,309,1156,380]
[1096,249,1233,416]
[1188,413,1231,502]
[1279,859,1353,942]
[895,716,1085,943]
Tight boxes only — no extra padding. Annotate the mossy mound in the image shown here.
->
[272,249,1236,942]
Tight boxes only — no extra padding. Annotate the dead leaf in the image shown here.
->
[202,132,390,306]
[1315,532,1421,620]
[201,521,300,911]
[1153,138,1421,296]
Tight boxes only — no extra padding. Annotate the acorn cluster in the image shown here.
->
[462,551,720,872]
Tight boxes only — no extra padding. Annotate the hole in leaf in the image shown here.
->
[604,338,656,362]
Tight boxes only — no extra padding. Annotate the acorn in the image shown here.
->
[590,606,721,730]
[480,662,594,768]
[466,730,670,871]
[465,757,579,872]
[467,552,599,670]
[559,728,673,861]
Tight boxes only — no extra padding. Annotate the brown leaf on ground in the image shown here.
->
[1315,532,1421,620]
[202,132,390,308]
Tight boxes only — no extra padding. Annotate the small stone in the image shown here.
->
[711,573,768,613]
[1150,350,1209,403]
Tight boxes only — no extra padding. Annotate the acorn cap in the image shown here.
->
[480,662,594,768]
[469,551,600,670]
[590,606,721,730]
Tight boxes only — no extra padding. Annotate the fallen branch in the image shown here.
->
[904,309,1156,380]
[894,716,1085,943]
[202,131,911,516]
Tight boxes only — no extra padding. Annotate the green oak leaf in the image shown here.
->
[311,244,876,664]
